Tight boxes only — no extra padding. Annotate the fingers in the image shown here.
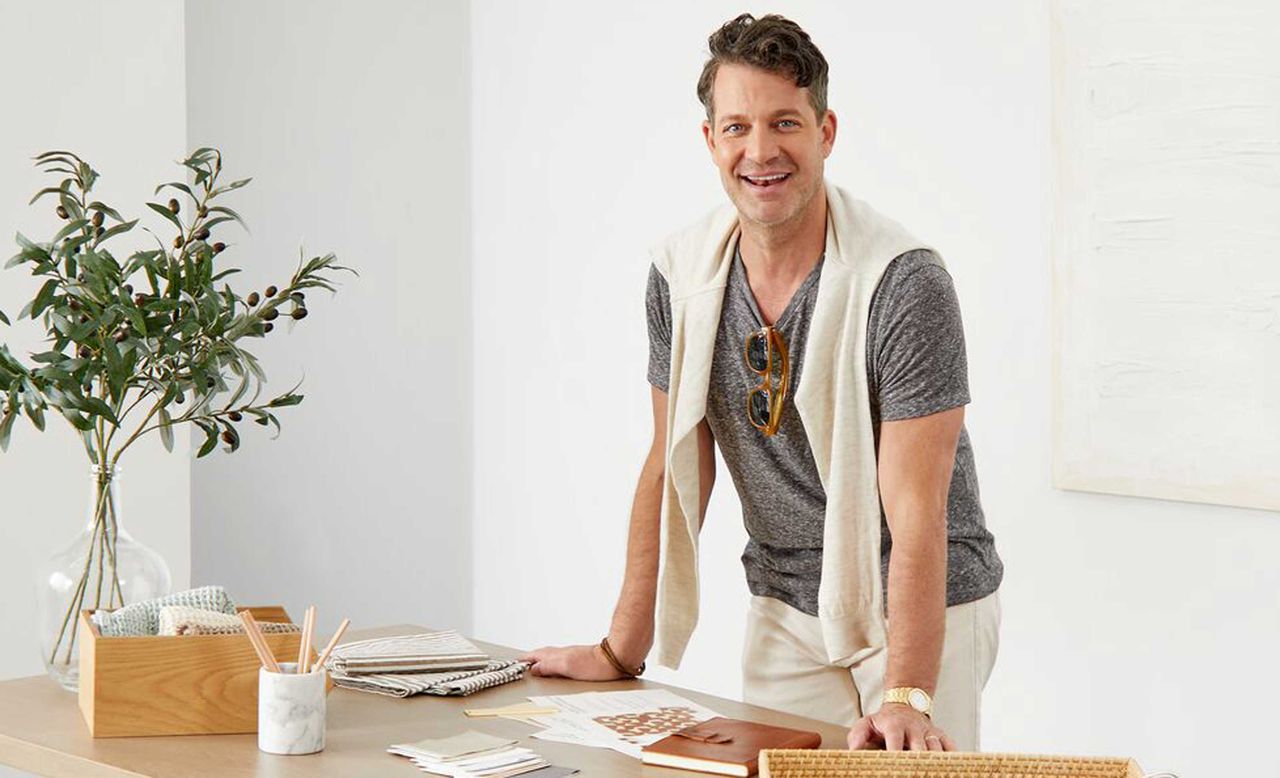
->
[852,708,953,753]
[849,715,950,752]
[518,649,544,675]
[846,717,876,750]
[883,724,905,752]
[532,659,565,677]
[521,647,562,678]
[521,644,629,681]
[905,727,928,751]
[883,718,933,752]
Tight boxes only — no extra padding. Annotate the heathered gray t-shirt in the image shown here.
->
[646,246,1003,616]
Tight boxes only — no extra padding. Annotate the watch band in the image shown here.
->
[882,686,933,717]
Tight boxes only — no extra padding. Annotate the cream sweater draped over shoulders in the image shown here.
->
[648,180,934,669]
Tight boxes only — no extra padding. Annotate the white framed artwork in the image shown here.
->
[1051,0,1280,512]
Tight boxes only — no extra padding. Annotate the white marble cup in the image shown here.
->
[258,662,326,755]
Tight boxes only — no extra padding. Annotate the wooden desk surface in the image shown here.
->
[0,625,850,777]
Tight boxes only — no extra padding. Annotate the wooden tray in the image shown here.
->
[78,605,302,737]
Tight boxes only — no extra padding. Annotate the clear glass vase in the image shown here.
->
[35,465,172,691]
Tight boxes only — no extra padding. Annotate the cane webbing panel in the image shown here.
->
[759,750,1146,778]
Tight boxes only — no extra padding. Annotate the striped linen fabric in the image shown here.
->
[326,630,492,675]
[330,659,530,698]
[322,630,529,697]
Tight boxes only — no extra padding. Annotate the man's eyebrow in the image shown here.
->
[717,109,806,124]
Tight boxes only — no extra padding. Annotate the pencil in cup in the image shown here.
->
[238,611,281,673]
[310,618,351,672]
[297,605,316,673]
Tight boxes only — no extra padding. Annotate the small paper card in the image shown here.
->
[388,730,517,760]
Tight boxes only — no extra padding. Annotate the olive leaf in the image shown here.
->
[0,148,356,471]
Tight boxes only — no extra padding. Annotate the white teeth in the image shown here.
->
[746,173,789,184]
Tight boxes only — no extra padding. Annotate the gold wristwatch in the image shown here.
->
[882,686,933,717]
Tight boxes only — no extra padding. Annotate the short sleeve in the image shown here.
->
[646,264,672,392]
[867,250,971,421]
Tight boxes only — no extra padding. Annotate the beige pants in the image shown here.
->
[742,590,1001,751]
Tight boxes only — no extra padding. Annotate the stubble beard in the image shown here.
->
[730,169,822,238]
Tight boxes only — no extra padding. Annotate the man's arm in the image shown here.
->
[847,405,963,751]
[520,386,715,679]
[602,385,670,669]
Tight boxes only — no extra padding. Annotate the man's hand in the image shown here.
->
[846,703,956,751]
[518,644,628,681]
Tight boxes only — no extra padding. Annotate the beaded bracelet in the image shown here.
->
[600,636,645,678]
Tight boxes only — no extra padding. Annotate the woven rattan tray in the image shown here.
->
[759,749,1146,777]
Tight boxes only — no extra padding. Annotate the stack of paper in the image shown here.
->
[388,731,548,777]
[523,689,723,759]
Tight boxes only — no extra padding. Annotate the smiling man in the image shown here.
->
[523,13,1003,753]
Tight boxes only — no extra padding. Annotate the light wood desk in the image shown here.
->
[0,625,850,777]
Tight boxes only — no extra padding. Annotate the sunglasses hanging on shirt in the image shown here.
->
[744,325,790,436]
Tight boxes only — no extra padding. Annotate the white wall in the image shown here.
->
[185,0,473,636]
[471,3,1280,777]
[0,1,190,681]
[3,5,1275,776]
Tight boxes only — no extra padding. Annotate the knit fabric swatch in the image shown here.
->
[157,605,301,636]
[91,586,237,637]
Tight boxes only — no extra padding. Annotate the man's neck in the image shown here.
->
[737,187,828,289]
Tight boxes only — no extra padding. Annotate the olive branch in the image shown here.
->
[0,148,355,668]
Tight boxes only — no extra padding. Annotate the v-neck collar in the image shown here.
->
[733,242,825,330]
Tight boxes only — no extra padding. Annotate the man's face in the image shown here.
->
[702,63,836,230]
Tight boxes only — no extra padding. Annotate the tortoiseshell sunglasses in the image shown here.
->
[744,325,790,436]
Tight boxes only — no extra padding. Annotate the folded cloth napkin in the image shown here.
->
[330,660,530,698]
[157,605,302,636]
[91,586,237,637]
[327,631,492,675]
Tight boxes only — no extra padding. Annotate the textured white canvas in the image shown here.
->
[1052,0,1280,511]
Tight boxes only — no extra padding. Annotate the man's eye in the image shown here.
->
[724,124,744,134]
[778,120,799,128]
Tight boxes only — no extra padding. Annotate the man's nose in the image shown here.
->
[745,128,781,167]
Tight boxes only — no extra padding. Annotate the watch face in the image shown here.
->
[908,689,930,711]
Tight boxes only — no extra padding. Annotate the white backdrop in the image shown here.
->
[185,0,474,638]
[2,4,1278,777]
[0,0,190,682]
[470,3,1280,777]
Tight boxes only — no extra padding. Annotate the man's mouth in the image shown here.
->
[741,173,791,189]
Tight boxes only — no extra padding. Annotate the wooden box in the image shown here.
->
[78,605,300,738]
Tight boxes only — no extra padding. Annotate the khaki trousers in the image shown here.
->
[742,590,1001,751]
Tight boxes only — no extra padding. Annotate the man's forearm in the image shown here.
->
[609,417,713,670]
[883,509,948,696]
[607,448,665,667]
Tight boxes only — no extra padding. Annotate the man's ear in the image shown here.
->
[821,109,838,158]
[702,120,716,154]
